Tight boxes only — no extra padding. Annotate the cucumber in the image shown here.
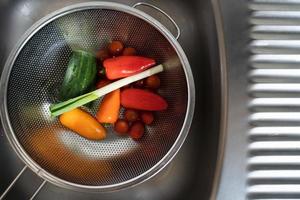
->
[59,50,97,101]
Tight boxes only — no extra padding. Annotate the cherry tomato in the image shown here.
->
[122,47,137,56]
[129,121,145,140]
[134,79,144,88]
[96,49,110,62]
[96,79,111,89]
[114,119,129,134]
[141,111,154,125]
[145,75,160,89]
[108,41,124,55]
[124,109,139,122]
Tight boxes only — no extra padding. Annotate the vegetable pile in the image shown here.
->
[51,41,168,141]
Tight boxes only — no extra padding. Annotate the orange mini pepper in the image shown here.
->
[96,89,120,123]
[59,108,106,140]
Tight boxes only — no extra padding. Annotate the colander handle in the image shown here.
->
[133,2,181,40]
[0,166,46,200]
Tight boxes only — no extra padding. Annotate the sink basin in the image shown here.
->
[0,0,225,199]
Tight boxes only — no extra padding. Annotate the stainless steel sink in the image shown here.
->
[0,0,225,199]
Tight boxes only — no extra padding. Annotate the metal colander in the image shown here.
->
[0,2,194,191]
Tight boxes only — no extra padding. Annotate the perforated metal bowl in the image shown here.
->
[0,2,194,192]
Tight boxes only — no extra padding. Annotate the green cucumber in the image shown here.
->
[59,50,97,101]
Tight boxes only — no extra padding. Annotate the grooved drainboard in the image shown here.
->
[248,0,300,199]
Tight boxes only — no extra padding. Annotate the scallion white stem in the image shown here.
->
[50,64,164,116]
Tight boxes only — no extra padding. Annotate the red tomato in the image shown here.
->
[134,79,144,88]
[114,119,129,134]
[145,75,160,89]
[96,79,111,89]
[141,111,154,125]
[108,41,124,55]
[124,109,139,122]
[129,121,145,140]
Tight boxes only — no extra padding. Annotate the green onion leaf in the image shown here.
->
[50,64,164,117]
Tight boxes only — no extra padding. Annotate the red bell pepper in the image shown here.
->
[121,88,168,111]
[103,56,156,80]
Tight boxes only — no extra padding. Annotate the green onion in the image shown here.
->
[50,64,164,117]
